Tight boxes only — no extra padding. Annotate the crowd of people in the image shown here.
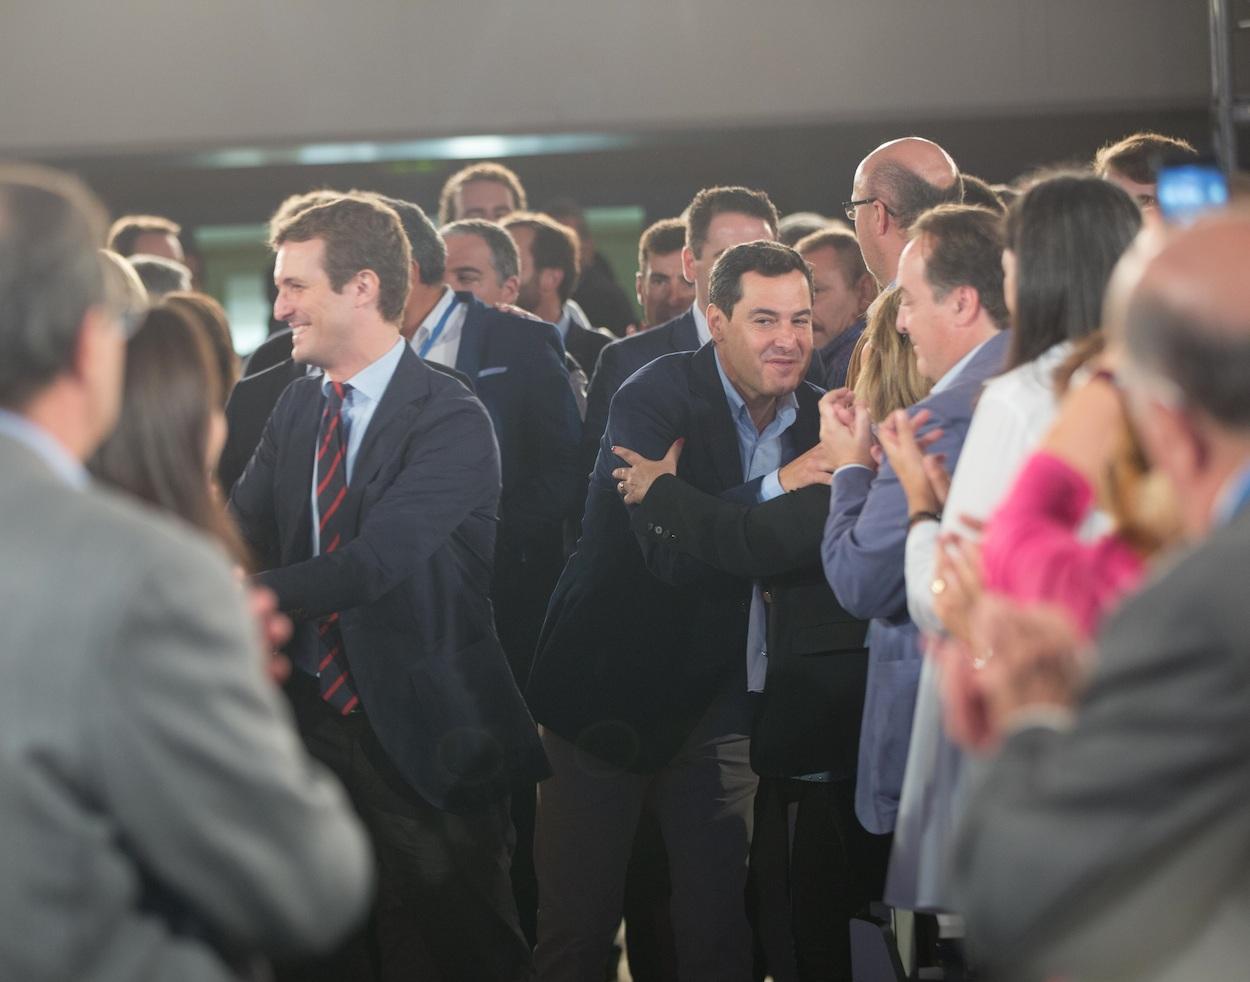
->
[1,125,1248,982]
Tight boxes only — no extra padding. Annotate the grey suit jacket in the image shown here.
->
[0,433,372,981]
[952,506,1250,982]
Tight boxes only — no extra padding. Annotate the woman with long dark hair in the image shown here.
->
[89,303,247,564]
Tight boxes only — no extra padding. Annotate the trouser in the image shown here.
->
[533,685,758,982]
[748,776,893,982]
[277,675,533,982]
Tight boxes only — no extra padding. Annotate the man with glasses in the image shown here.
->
[844,137,964,288]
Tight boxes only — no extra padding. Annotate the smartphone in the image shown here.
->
[1156,158,1229,225]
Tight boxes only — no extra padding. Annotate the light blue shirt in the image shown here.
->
[310,338,406,555]
[1213,461,1250,528]
[0,409,88,489]
[713,349,799,691]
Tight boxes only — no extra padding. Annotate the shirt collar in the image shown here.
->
[692,303,712,346]
[930,337,991,395]
[326,337,406,405]
[418,285,457,333]
[0,409,89,489]
[712,348,799,436]
[555,303,574,342]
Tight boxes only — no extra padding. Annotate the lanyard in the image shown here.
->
[1218,464,1250,526]
[417,296,461,359]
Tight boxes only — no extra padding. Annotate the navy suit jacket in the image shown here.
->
[821,330,1010,834]
[527,341,822,771]
[230,345,548,811]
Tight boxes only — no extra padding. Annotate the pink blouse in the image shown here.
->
[981,451,1145,637]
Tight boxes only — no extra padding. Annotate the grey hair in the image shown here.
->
[128,254,193,299]
[869,161,965,231]
[441,219,520,283]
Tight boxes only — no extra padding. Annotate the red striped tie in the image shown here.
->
[315,381,360,715]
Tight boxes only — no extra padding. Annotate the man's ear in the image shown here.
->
[352,269,381,308]
[72,305,118,382]
[681,245,696,286]
[635,270,645,308]
[500,275,520,306]
[707,303,728,343]
[542,267,564,298]
[949,284,981,326]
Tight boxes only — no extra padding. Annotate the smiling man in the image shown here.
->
[230,194,547,982]
[820,203,1008,840]
[527,241,824,981]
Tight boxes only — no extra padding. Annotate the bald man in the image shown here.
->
[845,137,963,287]
[950,213,1250,982]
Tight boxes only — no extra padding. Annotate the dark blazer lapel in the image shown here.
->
[688,343,745,491]
[791,382,822,452]
[348,347,429,498]
[279,380,321,563]
[453,293,486,390]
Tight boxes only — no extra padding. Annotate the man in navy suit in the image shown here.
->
[230,194,547,982]
[580,187,782,482]
[528,242,824,981]
[820,204,1009,840]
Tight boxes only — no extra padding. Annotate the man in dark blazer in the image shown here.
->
[821,205,1009,842]
[610,450,891,981]
[230,195,546,982]
[503,211,615,377]
[949,213,1250,982]
[527,242,819,981]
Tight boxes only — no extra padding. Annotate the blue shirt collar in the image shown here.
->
[325,337,406,405]
[712,347,799,438]
[0,409,89,489]
[931,337,991,395]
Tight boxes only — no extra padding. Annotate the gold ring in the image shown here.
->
[930,578,947,595]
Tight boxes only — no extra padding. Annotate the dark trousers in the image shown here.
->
[749,776,892,982]
[277,675,533,982]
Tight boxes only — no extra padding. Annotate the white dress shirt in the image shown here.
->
[410,286,469,368]
[691,302,712,346]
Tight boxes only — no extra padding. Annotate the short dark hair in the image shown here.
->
[503,212,581,303]
[1126,293,1250,430]
[267,189,342,242]
[870,162,965,231]
[369,193,446,285]
[708,240,812,318]
[442,219,520,283]
[0,165,108,408]
[107,214,181,257]
[638,217,686,270]
[1003,172,1141,370]
[1094,132,1199,185]
[686,186,779,259]
[910,205,1008,330]
[795,227,869,287]
[438,161,527,225]
[270,195,411,324]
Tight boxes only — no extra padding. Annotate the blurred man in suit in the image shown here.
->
[529,241,820,981]
[795,227,877,389]
[0,166,372,982]
[108,212,185,262]
[505,210,615,377]
[951,212,1250,982]
[543,196,640,336]
[230,195,547,981]
[821,205,1008,838]
[634,217,695,333]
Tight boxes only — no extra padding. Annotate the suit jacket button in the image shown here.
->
[762,590,773,604]
[667,530,678,542]
[654,525,664,537]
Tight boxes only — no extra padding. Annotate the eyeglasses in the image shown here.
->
[842,197,894,222]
